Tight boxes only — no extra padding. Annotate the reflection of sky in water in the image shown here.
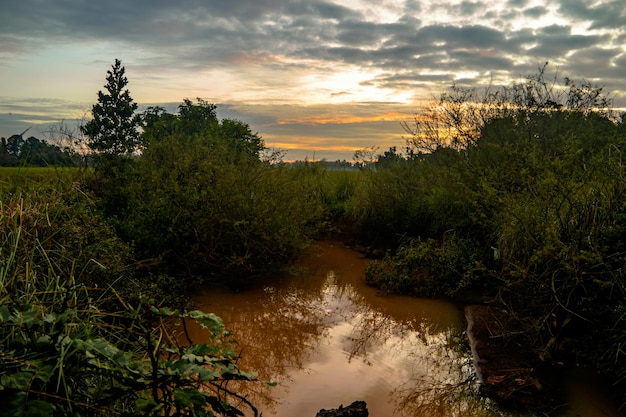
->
[190,242,523,417]
[272,272,481,417]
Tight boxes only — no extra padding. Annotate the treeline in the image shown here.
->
[0,133,80,166]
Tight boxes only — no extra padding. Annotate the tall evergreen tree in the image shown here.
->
[81,59,141,156]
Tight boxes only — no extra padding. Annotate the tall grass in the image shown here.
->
[0,174,263,416]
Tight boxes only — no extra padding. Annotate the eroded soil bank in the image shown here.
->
[465,304,624,416]
[465,305,554,410]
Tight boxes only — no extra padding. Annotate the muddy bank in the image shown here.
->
[464,305,559,412]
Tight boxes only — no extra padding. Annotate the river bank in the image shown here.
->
[464,304,625,416]
[465,305,555,411]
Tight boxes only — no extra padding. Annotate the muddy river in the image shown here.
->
[186,241,622,417]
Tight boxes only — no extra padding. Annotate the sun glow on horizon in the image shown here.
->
[300,66,414,105]
[275,110,411,125]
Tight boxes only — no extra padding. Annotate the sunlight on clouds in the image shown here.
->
[301,68,375,103]
[276,110,410,125]
[270,140,359,152]
[454,70,480,80]
[341,0,405,23]
[301,67,414,104]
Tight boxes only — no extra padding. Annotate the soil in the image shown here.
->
[464,305,562,413]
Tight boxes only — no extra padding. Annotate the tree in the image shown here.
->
[376,146,404,168]
[142,98,265,160]
[81,59,142,156]
[353,146,379,170]
[126,100,320,279]
[6,134,24,156]
[403,62,614,154]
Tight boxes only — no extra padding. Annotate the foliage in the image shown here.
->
[352,146,379,170]
[80,59,142,157]
[0,178,263,417]
[348,66,626,392]
[0,167,80,193]
[0,171,133,291]
[79,62,325,285]
[365,234,487,297]
[142,99,264,159]
[347,149,476,243]
[86,99,323,282]
[287,161,360,222]
[402,62,613,153]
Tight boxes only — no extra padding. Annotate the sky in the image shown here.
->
[1,0,625,161]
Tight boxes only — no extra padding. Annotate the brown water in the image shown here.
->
[187,241,622,417]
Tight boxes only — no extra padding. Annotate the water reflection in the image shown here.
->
[186,242,521,417]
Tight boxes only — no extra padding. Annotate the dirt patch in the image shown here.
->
[465,305,561,412]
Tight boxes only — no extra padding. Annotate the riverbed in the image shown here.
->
[186,241,622,417]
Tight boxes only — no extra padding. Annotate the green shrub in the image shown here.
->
[118,135,324,281]
[0,192,263,417]
[365,234,487,297]
[0,175,134,292]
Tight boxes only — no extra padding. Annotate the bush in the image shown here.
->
[0,182,263,416]
[0,173,134,292]
[120,135,323,281]
[365,234,487,297]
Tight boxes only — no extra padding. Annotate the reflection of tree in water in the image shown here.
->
[343,303,430,363]
[343,293,512,417]
[339,273,455,361]
[186,271,338,413]
[187,242,513,417]
[389,330,510,417]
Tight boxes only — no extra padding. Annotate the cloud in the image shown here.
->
[2,1,623,85]
[556,0,626,30]
[526,25,607,57]
[523,6,549,19]
[1,0,625,160]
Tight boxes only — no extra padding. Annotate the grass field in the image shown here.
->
[0,166,84,192]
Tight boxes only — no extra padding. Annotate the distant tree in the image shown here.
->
[44,119,90,165]
[6,135,24,156]
[0,134,80,167]
[19,136,79,166]
[376,146,404,168]
[81,59,141,156]
[353,146,379,170]
[0,137,17,165]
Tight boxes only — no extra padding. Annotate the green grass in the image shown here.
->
[0,166,84,192]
